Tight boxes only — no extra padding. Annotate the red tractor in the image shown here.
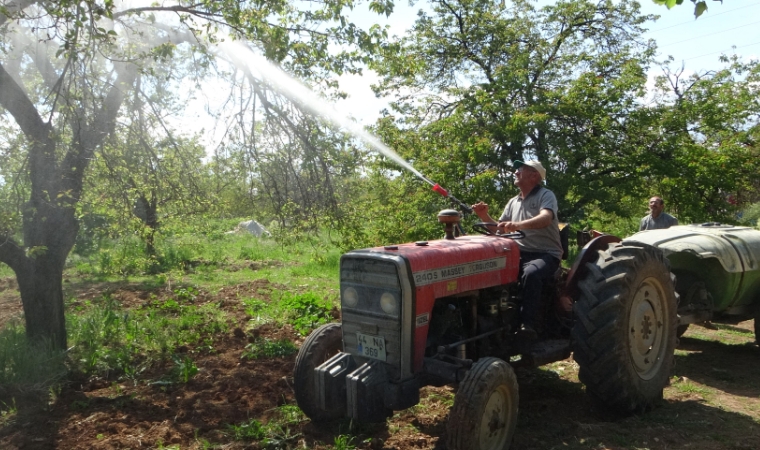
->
[294,210,678,450]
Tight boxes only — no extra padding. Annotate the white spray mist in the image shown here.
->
[219,40,436,187]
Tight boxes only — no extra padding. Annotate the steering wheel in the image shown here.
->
[472,222,497,235]
[472,223,526,240]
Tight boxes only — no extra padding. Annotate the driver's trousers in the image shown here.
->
[519,251,561,331]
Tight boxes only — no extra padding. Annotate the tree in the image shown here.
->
[371,0,659,228]
[643,57,760,223]
[216,80,371,245]
[84,47,219,258]
[0,0,388,350]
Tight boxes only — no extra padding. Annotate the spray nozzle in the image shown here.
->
[432,184,449,197]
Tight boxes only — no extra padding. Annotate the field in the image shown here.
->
[0,234,759,450]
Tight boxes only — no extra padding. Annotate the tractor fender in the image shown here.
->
[559,234,622,306]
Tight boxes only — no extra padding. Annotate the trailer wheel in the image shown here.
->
[447,358,518,450]
[293,323,344,422]
[572,242,677,414]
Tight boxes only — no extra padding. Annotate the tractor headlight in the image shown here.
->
[380,292,399,315]
[343,287,359,308]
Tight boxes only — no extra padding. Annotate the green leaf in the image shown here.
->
[694,1,708,17]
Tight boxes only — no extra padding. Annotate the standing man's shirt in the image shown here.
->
[639,213,679,231]
[500,185,563,260]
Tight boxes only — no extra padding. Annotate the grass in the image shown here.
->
[240,290,335,334]
[64,223,341,293]
[0,323,67,388]
[0,265,12,278]
[671,377,712,397]
[331,434,356,450]
[65,294,230,378]
[226,406,306,447]
[0,219,342,393]
[241,338,298,359]
[0,399,16,427]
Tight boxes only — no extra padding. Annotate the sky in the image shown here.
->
[332,0,760,124]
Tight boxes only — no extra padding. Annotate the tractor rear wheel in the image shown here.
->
[447,357,518,450]
[293,323,345,422]
[572,242,677,414]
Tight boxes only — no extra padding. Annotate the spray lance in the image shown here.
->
[416,175,474,215]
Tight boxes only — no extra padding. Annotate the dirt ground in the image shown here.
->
[1,278,759,449]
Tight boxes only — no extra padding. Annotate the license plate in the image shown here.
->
[356,332,386,361]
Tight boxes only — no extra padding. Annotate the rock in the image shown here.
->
[234,220,271,237]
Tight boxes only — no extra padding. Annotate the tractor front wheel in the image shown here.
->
[293,323,345,422]
[446,357,519,450]
[572,242,677,414]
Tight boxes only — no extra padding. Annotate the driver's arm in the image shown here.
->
[471,202,498,231]
[499,208,553,232]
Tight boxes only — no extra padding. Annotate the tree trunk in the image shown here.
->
[0,59,136,351]
[15,187,80,350]
[16,258,68,350]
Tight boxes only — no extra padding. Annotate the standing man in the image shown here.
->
[640,196,678,231]
[472,160,563,339]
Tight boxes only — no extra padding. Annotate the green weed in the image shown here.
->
[424,391,455,408]
[672,377,711,397]
[280,292,333,336]
[241,338,297,359]
[66,295,227,378]
[0,399,17,426]
[0,263,15,277]
[169,354,199,383]
[0,322,67,388]
[226,419,267,441]
[332,434,356,450]
[226,414,302,447]
[242,298,268,317]
[271,404,305,425]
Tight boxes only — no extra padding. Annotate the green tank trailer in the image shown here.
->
[626,223,760,339]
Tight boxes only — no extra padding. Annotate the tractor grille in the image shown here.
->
[340,256,404,380]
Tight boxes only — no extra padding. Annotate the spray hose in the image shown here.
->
[432,184,473,215]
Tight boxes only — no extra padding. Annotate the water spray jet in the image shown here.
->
[218,41,474,215]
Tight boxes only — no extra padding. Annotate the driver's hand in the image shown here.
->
[497,221,520,233]
[471,202,489,215]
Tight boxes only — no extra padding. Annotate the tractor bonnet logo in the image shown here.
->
[412,257,506,286]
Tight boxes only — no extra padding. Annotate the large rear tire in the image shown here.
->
[447,358,519,450]
[293,323,344,422]
[572,242,677,414]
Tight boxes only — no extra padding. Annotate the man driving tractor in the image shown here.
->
[472,160,563,339]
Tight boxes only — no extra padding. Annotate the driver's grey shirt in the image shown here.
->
[639,213,678,231]
[499,185,563,260]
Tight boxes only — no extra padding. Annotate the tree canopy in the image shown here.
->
[359,0,759,241]
[0,0,389,349]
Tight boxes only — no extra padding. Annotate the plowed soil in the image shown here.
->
[0,277,759,449]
